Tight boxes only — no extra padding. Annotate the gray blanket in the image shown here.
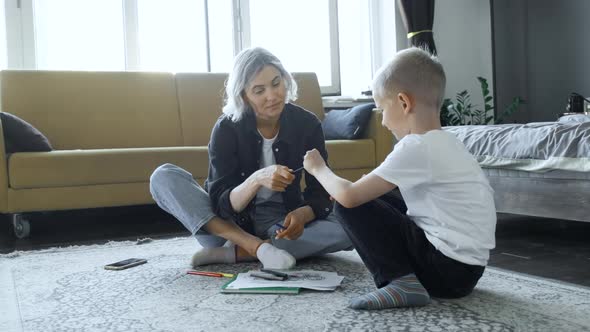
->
[444,121,590,172]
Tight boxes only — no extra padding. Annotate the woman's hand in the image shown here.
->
[275,206,313,240]
[255,165,295,192]
[303,149,327,176]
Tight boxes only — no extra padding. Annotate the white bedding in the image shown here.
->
[482,168,590,180]
[445,120,590,173]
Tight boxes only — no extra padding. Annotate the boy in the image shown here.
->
[302,47,496,310]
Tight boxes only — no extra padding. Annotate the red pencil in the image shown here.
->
[187,271,234,278]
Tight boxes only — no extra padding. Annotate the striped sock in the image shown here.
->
[350,274,430,310]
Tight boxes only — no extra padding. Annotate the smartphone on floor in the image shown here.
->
[104,258,147,270]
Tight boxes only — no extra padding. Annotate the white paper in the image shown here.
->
[225,270,344,291]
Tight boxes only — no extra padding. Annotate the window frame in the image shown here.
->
[122,0,140,70]
[5,0,34,68]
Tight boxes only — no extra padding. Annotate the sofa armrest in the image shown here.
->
[361,108,397,166]
[0,116,9,212]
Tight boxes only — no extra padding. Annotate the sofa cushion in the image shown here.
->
[0,112,53,153]
[322,103,375,140]
[326,139,375,169]
[9,147,209,189]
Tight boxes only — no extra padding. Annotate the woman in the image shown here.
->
[150,47,352,269]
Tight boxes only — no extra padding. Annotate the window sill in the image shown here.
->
[322,96,374,110]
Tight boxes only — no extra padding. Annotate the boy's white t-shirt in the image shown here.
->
[372,130,496,266]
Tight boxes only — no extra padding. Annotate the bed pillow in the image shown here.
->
[0,112,53,153]
[322,103,375,140]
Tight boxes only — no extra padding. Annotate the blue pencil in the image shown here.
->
[291,166,304,173]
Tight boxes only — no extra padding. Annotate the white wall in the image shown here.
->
[395,1,494,114]
[434,1,494,113]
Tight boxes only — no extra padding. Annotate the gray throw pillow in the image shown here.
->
[322,103,375,140]
[0,112,53,153]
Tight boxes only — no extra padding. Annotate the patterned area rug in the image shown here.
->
[1,237,589,332]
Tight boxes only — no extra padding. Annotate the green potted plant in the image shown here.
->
[441,77,525,126]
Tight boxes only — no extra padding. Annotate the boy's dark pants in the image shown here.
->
[334,190,485,298]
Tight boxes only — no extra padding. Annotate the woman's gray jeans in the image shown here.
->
[149,163,352,259]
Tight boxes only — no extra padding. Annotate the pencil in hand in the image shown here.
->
[290,166,304,173]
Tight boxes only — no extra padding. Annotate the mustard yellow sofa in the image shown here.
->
[0,70,394,238]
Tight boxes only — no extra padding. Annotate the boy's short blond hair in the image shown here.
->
[373,47,446,109]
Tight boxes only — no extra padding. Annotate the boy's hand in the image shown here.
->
[275,207,309,240]
[256,165,295,192]
[303,149,326,176]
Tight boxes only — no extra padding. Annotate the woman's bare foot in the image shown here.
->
[235,240,269,261]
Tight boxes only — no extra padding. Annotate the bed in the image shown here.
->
[445,114,590,222]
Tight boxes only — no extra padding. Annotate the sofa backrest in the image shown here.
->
[176,72,325,146]
[291,72,324,121]
[0,70,324,149]
[0,70,183,150]
[175,73,227,147]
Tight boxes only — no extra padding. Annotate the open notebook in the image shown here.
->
[220,277,300,294]
[220,270,343,294]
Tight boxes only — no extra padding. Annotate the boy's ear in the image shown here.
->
[397,92,413,114]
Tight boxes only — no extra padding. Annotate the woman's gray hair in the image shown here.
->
[223,47,298,122]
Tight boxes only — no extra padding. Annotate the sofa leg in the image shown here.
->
[11,214,31,239]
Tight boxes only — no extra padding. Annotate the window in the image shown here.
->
[33,0,125,70]
[136,0,208,72]
[245,0,338,93]
[4,0,396,95]
[337,0,396,97]
[338,1,373,97]
[0,0,7,69]
[206,0,234,72]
